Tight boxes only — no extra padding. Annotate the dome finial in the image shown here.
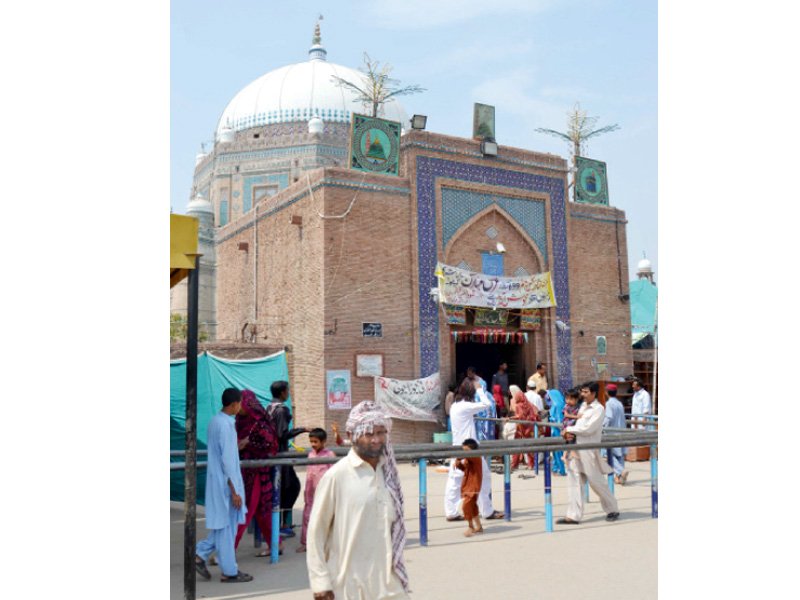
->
[313,14,323,45]
[309,15,327,61]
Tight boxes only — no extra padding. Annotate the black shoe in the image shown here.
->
[605,512,620,522]
[556,517,580,524]
[195,557,211,581]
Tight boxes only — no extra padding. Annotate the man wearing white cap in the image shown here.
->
[306,401,409,599]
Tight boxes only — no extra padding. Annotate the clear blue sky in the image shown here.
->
[172,0,657,279]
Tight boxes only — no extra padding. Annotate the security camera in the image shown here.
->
[496,242,506,254]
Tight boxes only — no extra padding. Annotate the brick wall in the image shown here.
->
[566,202,633,383]
[317,168,434,444]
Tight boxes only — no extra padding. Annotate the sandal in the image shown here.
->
[195,557,211,581]
[221,571,254,583]
[445,515,464,522]
[486,511,505,520]
[255,548,283,557]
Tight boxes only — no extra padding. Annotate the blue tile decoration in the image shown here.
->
[441,188,548,261]
[416,156,573,389]
[481,252,504,276]
[232,110,353,130]
[242,174,290,212]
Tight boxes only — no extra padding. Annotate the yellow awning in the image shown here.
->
[170,214,199,288]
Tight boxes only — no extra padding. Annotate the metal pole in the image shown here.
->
[608,473,615,495]
[533,423,539,475]
[184,259,199,600]
[544,450,553,532]
[584,480,589,503]
[503,454,511,521]
[650,443,658,518]
[271,466,281,563]
[418,458,428,546]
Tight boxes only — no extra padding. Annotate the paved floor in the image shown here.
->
[171,458,657,599]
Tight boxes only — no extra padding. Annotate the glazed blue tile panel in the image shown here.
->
[441,188,548,262]
[416,156,572,389]
[481,252,504,276]
[242,174,290,212]
[219,200,229,226]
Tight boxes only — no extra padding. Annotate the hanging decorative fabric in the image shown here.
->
[443,304,467,325]
[520,308,543,330]
[452,328,529,344]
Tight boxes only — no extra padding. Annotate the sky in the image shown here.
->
[171,0,657,280]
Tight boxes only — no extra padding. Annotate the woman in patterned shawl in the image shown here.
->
[511,388,538,470]
[234,389,280,555]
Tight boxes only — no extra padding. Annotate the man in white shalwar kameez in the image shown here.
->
[195,388,252,583]
[307,401,409,600]
[443,377,504,521]
[631,378,653,430]
[557,382,620,524]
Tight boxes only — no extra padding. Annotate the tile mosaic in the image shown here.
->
[415,156,572,388]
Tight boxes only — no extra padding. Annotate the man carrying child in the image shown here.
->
[558,381,620,525]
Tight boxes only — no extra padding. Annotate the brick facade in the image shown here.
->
[205,130,633,444]
[566,202,633,383]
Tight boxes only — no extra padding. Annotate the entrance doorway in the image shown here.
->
[454,342,525,391]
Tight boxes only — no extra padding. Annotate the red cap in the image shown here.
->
[606,384,617,392]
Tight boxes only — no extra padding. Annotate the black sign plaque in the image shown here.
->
[362,322,383,338]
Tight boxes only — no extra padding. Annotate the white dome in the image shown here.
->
[187,192,213,215]
[637,258,652,272]
[215,42,409,137]
[195,151,208,166]
[308,116,324,134]
[217,123,234,144]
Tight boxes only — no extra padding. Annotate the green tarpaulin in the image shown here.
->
[630,279,658,346]
[170,350,290,503]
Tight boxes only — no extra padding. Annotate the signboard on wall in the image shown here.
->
[575,156,609,205]
[473,103,496,140]
[356,354,384,377]
[349,114,401,176]
[362,322,383,337]
[596,335,608,356]
[326,370,352,410]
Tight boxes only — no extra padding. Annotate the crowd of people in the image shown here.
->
[443,362,652,486]
[191,366,653,596]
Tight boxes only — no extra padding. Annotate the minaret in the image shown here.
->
[636,253,655,284]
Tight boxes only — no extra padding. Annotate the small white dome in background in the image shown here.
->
[187,192,213,215]
[195,150,208,166]
[637,258,652,272]
[308,116,324,134]
[217,123,235,144]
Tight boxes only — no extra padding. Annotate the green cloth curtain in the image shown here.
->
[170,350,290,503]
